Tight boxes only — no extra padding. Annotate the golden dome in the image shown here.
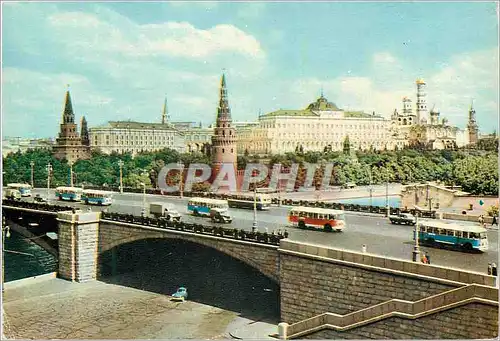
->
[416,78,425,85]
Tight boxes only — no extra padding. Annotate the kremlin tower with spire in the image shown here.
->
[52,87,91,163]
[210,73,237,187]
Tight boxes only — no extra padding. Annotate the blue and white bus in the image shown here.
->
[55,186,83,202]
[81,189,113,206]
[187,197,229,217]
[227,193,272,210]
[7,183,32,197]
[415,220,489,252]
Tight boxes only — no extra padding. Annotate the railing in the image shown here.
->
[100,211,286,246]
[80,186,437,219]
[2,199,75,213]
[286,284,499,338]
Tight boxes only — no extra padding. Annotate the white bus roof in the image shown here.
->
[419,219,488,233]
[290,206,345,215]
[189,197,228,205]
[56,186,83,191]
[82,189,113,195]
[7,183,31,187]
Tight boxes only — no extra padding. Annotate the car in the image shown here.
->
[389,213,416,225]
[210,208,232,224]
[171,287,188,301]
[33,194,48,203]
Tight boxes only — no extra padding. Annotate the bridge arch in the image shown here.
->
[98,221,280,283]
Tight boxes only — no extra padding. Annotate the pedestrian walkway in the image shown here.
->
[223,316,278,340]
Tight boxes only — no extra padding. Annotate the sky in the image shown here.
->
[2,1,499,139]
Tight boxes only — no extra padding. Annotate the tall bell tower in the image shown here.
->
[211,73,237,182]
[467,100,479,145]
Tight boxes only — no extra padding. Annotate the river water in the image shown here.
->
[3,230,58,282]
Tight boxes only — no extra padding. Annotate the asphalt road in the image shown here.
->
[27,189,499,274]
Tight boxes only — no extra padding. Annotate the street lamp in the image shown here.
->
[275,163,281,207]
[368,167,373,207]
[252,186,258,233]
[177,161,184,198]
[2,217,11,293]
[68,161,74,187]
[46,163,52,201]
[412,209,421,262]
[140,182,146,217]
[385,171,390,217]
[118,160,124,194]
[30,161,35,188]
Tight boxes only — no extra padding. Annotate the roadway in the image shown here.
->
[25,189,499,274]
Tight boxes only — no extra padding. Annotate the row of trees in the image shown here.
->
[2,147,498,195]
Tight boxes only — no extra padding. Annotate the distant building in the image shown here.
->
[235,93,392,155]
[89,121,185,155]
[52,89,91,163]
[2,137,54,157]
[391,79,469,150]
[171,122,213,154]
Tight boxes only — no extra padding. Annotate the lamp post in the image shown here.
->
[2,216,11,293]
[177,161,184,198]
[118,160,124,194]
[275,163,281,207]
[30,161,35,188]
[368,167,373,207]
[252,186,258,233]
[140,182,146,217]
[385,172,390,217]
[46,163,52,201]
[412,209,421,262]
[68,161,74,187]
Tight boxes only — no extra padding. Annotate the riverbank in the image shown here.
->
[2,276,278,339]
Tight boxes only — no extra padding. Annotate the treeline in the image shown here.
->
[2,147,498,196]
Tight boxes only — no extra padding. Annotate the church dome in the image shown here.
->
[306,95,341,111]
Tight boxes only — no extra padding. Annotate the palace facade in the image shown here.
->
[235,94,392,155]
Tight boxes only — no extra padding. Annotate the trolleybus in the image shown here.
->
[7,183,32,197]
[288,206,346,232]
[416,220,488,252]
[227,193,271,210]
[55,186,83,201]
[187,197,229,217]
[81,189,113,206]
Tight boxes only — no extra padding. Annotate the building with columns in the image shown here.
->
[89,97,185,155]
[52,89,91,163]
[171,122,214,154]
[235,93,392,156]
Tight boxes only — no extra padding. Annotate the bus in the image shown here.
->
[7,183,32,197]
[415,220,488,252]
[227,193,272,210]
[187,197,229,217]
[288,206,346,232]
[81,189,113,206]
[55,186,83,201]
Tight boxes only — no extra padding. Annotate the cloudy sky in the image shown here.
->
[2,1,498,138]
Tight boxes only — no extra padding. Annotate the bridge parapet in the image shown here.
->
[280,240,496,287]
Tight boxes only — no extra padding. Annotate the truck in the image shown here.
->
[5,188,22,201]
[389,213,416,225]
[210,208,233,224]
[149,202,182,221]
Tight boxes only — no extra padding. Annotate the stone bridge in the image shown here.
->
[2,203,498,339]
